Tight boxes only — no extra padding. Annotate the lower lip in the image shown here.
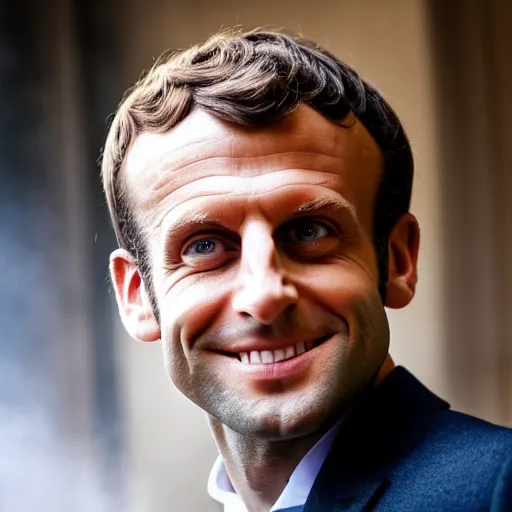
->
[230,345,320,380]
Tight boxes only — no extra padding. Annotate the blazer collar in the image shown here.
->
[304,367,449,511]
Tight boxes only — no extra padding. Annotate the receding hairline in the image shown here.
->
[117,105,384,229]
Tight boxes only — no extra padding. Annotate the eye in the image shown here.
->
[181,235,237,270]
[183,237,223,258]
[186,239,217,255]
[279,218,341,259]
[288,220,331,243]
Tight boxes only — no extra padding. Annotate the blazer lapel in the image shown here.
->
[304,367,449,512]
[305,471,390,512]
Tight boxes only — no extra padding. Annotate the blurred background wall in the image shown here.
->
[0,0,510,510]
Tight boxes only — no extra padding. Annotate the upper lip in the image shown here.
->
[219,335,332,354]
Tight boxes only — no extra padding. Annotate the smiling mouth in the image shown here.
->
[230,335,332,365]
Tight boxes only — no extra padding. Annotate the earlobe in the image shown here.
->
[109,248,160,342]
[384,213,420,309]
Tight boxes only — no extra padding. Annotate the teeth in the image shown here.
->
[250,351,261,364]
[285,346,295,360]
[260,350,274,364]
[239,341,308,365]
[273,349,285,362]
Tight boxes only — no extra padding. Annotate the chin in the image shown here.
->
[210,393,341,441]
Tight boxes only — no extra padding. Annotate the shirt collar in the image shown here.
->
[207,420,343,512]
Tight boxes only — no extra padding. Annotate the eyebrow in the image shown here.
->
[161,196,355,241]
[292,196,355,217]
[163,211,212,233]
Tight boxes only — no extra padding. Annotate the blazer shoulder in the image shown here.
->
[428,408,512,446]
[418,408,512,472]
[383,410,512,510]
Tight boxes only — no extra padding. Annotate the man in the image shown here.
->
[102,29,512,511]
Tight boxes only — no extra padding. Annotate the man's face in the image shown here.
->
[121,106,391,439]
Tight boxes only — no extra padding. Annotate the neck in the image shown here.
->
[210,355,395,512]
[209,418,325,512]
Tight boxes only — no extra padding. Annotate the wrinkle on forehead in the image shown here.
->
[122,106,383,235]
[151,172,340,231]
[154,174,347,240]
[158,185,361,242]
[125,109,347,185]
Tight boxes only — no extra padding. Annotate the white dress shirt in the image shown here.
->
[207,421,342,512]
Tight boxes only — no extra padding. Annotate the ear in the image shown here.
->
[384,213,420,309]
[109,248,160,342]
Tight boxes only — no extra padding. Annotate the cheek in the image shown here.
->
[300,262,388,342]
[159,273,230,361]
[301,262,378,311]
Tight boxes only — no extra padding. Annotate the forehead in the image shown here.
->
[123,106,383,232]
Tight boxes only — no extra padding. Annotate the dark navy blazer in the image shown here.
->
[304,367,512,511]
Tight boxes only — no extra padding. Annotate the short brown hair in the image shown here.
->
[102,28,413,307]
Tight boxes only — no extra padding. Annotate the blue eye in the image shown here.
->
[189,239,216,255]
[181,235,235,270]
[292,222,329,242]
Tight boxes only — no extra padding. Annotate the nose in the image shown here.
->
[232,222,299,325]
